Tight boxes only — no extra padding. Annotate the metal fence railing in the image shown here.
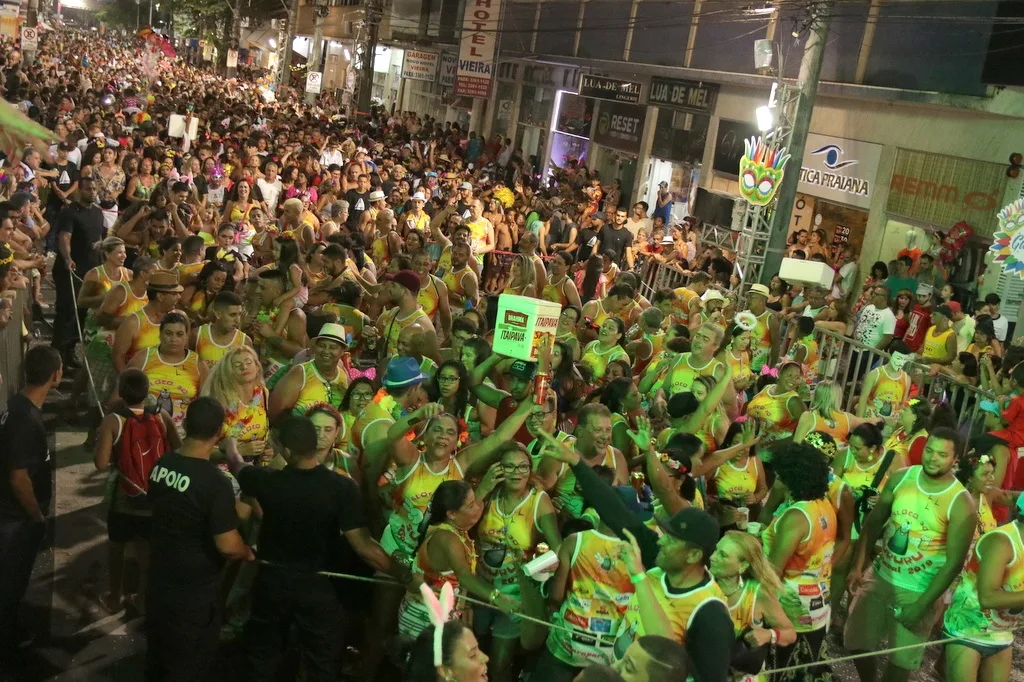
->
[795,325,997,438]
[0,290,27,412]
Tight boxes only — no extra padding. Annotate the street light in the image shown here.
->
[755,105,774,132]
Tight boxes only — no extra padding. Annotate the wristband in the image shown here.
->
[629,572,647,585]
[770,628,780,645]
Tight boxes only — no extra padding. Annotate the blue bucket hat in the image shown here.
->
[382,357,430,389]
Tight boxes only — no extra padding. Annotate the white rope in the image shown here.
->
[67,267,106,417]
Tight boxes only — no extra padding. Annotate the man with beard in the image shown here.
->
[624,202,652,240]
[306,243,353,305]
[844,428,977,682]
[442,242,480,310]
[602,207,635,268]
[267,322,350,421]
[576,215,604,264]
[190,291,252,367]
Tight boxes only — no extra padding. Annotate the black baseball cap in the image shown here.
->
[655,507,720,558]
[509,360,538,380]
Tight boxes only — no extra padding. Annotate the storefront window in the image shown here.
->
[492,81,517,138]
[549,132,589,176]
[651,109,709,165]
[519,85,555,128]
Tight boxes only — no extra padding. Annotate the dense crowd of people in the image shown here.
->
[3,25,1024,682]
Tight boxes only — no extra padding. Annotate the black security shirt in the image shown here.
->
[0,393,51,520]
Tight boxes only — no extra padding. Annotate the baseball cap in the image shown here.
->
[383,269,421,295]
[509,360,538,380]
[947,301,961,314]
[459,181,473,190]
[916,283,934,296]
[934,304,953,318]
[748,283,769,298]
[655,507,720,558]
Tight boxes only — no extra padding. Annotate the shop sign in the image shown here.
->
[797,133,882,210]
[647,77,719,115]
[439,52,457,88]
[591,100,645,154]
[455,0,504,98]
[578,74,641,104]
[887,148,1008,236]
[402,50,439,82]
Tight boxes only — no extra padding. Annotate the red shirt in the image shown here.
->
[901,304,933,352]
[497,395,533,446]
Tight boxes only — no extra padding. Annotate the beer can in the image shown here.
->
[534,372,550,405]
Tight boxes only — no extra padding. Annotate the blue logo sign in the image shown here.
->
[810,144,858,170]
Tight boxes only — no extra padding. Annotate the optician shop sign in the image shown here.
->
[796,133,883,210]
[887,148,1009,236]
[402,50,439,82]
[647,77,719,115]
[454,0,504,98]
[577,74,642,104]
[591,100,645,155]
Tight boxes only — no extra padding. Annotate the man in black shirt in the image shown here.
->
[45,142,79,241]
[0,347,61,666]
[576,215,604,264]
[145,397,252,682]
[53,175,105,362]
[344,173,371,231]
[602,208,635,268]
[223,415,412,682]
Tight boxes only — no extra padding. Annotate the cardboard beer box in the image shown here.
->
[779,257,835,289]
[493,294,561,361]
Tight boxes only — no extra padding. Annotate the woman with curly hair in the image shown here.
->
[761,441,837,680]
[181,260,230,324]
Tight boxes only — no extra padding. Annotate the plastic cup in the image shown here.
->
[735,506,750,530]
[747,522,762,536]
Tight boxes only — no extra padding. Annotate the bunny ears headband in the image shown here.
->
[420,582,456,667]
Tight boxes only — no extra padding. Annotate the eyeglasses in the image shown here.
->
[500,463,531,474]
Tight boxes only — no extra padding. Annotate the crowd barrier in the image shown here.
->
[0,290,27,412]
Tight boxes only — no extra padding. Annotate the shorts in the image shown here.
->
[942,630,1013,658]
[107,510,152,542]
[473,600,520,639]
[843,567,944,670]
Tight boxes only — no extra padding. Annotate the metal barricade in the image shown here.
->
[0,290,27,412]
[806,327,995,437]
[638,260,690,300]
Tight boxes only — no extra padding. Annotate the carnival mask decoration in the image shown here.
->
[738,136,790,206]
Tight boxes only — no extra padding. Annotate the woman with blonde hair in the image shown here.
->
[502,253,536,298]
[709,530,796,677]
[203,345,269,461]
[793,380,878,452]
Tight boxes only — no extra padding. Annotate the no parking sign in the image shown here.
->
[20,26,38,50]
[305,71,322,94]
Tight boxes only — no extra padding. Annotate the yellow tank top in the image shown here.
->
[922,326,954,362]
[581,341,628,380]
[188,289,210,318]
[554,446,619,519]
[371,234,391,267]
[325,448,357,478]
[478,489,546,589]
[745,386,800,456]
[177,260,206,285]
[417,275,442,321]
[442,266,473,304]
[762,497,836,632]
[727,581,763,636]
[292,361,349,415]
[221,384,269,444]
[945,522,1024,646]
[589,300,612,328]
[726,350,754,390]
[389,456,465,555]
[466,217,490,260]
[865,367,911,418]
[143,349,201,434]
[548,530,634,666]
[672,287,697,326]
[875,466,968,591]
[750,310,773,371]
[406,211,430,232]
[614,569,726,656]
[91,282,148,353]
[379,307,430,356]
[543,276,570,307]
[417,521,477,597]
[127,308,162,362]
[436,245,453,277]
[195,324,248,366]
[809,411,851,449]
[321,303,368,346]
[92,264,130,295]
[978,495,997,538]
[789,335,820,374]
[338,411,357,457]
[713,455,758,503]
[840,450,889,499]
[665,353,723,397]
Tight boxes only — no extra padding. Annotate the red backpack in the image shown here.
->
[115,409,169,497]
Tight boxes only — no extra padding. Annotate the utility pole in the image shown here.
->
[355,0,383,120]
[148,0,153,26]
[305,0,329,104]
[760,0,833,285]
[276,0,298,92]
[23,0,38,64]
